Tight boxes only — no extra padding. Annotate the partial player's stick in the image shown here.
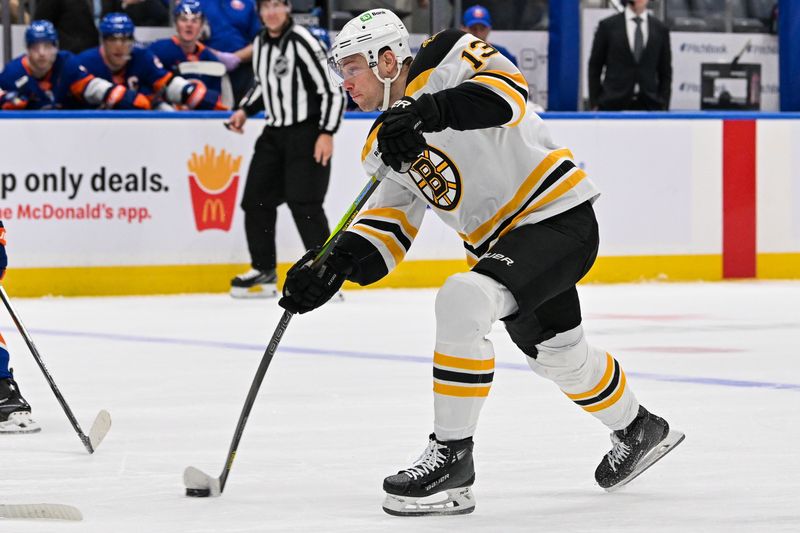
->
[0,285,111,454]
[0,503,83,521]
[177,61,226,77]
[184,164,391,498]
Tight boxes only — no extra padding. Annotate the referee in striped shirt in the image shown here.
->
[227,0,345,298]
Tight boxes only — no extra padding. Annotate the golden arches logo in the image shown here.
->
[187,145,242,232]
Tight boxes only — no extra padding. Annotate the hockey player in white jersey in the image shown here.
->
[279,9,684,516]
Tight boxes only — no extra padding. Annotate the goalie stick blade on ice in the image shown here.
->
[0,504,83,521]
[88,410,112,451]
[183,466,221,497]
[177,61,226,77]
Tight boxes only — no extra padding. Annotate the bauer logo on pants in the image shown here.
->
[187,146,242,232]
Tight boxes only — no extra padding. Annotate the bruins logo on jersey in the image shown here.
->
[408,146,461,211]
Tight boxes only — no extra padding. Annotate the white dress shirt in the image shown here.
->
[625,7,649,53]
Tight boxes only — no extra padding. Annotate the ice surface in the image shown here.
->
[1,281,798,532]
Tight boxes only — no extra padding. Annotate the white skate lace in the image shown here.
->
[402,440,448,480]
[606,433,631,472]
[238,269,265,281]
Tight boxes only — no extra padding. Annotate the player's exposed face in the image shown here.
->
[260,0,290,34]
[339,54,382,111]
[176,14,203,44]
[103,36,134,71]
[27,42,58,74]
[465,23,490,42]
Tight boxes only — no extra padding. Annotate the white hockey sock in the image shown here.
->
[528,325,639,430]
[433,272,517,441]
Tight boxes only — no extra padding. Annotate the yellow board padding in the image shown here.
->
[756,253,800,279]
[3,253,798,298]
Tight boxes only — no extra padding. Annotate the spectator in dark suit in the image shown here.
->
[588,0,672,111]
[103,0,170,27]
[34,0,98,54]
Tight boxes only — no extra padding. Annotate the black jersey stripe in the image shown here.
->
[463,159,577,258]
[434,368,495,384]
[574,361,621,406]
[354,218,412,250]
[473,71,529,101]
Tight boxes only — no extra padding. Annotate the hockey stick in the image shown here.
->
[184,164,391,498]
[177,61,226,77]
[0,503,83,521]
[0,285,111,454]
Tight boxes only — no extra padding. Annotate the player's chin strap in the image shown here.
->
[373,66,403,111]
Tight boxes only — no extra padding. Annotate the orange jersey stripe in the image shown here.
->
[433,382,491,397]
[583,371,627,413]
[498,168,587,241]
[353,224,406,265]
[465,148,573,245]
[358,207,419,239]
[565,353,614,400]
[434,352,495,371]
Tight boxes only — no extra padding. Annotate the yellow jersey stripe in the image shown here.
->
[361,124,381,162]
[466,255,478,267]
[482,69,528,88]
[434,352,495,371]
[353,224,406,265]
[465,148,573,245]
[405,67,435,97]
[498,168,587,240]
[565,353,614,400]
[469,75,525,127]
[583,371,627,413]
[358,207,419,239]
[433,382,491,397]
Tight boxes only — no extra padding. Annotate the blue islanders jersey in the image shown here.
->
[0,51,100,109]
[148,37,222,93]
[78,45,173,99]
[201,0,261,53]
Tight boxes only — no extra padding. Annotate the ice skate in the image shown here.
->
[0,376,40,434]
[382,434,476,516]
[595,406,684,491]
[230,268,278,299]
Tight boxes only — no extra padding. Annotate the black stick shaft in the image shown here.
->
[0,285,93,453]
[217,166,388,492]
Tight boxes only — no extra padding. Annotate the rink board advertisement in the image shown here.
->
[0,114,797,296]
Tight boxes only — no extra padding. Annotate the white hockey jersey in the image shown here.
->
[350,30,600,273]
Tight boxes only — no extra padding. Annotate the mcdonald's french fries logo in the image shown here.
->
[187,146,242,231]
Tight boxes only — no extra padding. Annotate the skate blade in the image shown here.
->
[604,429,686,493]
[230,285,278,299]
[0,411,42,434]
[382,486,475,517]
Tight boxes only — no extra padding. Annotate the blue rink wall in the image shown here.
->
[0,111,798,297]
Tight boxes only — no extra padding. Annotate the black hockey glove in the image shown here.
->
[377,94,442,172]
[278,247,357,314]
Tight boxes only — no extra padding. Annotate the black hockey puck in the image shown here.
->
[186,488,211,497]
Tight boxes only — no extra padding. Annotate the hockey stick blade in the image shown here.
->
[178,61,226,77]
[0,504,83,521]
[183,466,221,497]
[88,410,112,451]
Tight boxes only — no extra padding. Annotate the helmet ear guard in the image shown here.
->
[329,9,410,111]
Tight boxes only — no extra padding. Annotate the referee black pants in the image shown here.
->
[240,120,331,272]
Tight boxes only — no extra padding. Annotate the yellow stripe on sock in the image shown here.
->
[433,382,491,397]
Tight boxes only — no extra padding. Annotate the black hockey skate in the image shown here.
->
[595,406,684,491]
[382,434,476,516]
[230,268,278,299]
[0,375,40,434]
